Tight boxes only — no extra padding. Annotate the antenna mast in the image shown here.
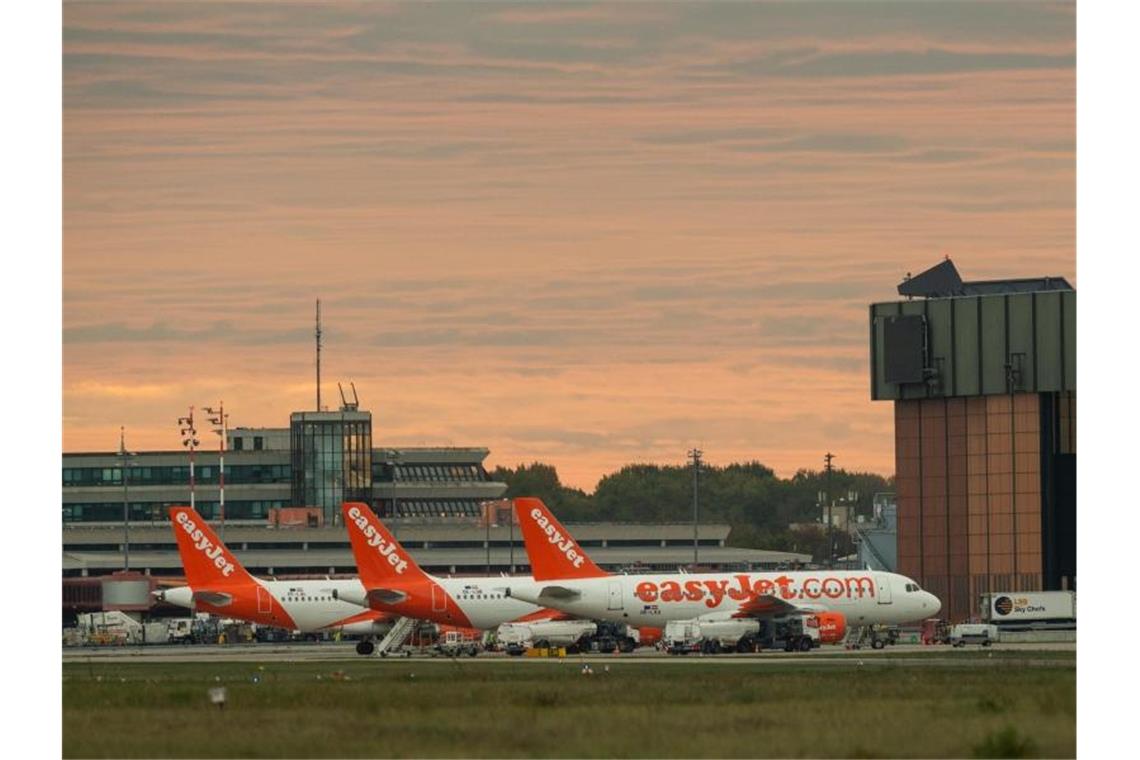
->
[315,299,322,411]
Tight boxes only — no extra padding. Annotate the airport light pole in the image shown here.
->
[689,448,703,565]
[383,450,401,541]
[824,452,835,569]
[178,407,200,511]
[204,403,228,540]
[119,426,135,571]
[384,450,401,517]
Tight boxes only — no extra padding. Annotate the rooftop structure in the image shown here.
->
[869,259,1076,622]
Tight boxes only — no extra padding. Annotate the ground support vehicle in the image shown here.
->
[949,623,999,647]
[848,624,900,650]
[978,591,1075,624]
[664,616,820,654]
[429,630,481,657]
[921,618,951,645]
[497,620,598,656]
[577,621,640,653]
[771,617,821,652]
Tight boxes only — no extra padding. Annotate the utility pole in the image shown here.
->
[315,299,322,411]
[824,452,835,569]
[485,503,492,575]
[119,427,132,571]
[689,448,703,565]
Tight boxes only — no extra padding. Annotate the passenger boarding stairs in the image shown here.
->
[854,524,893,572]
[375,616,416,656]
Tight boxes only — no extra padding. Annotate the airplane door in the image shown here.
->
[432,585,447,613]
[607,580,623,611]
[257,586,273,614]
[876,575,893,605]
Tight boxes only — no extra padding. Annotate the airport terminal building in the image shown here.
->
[63,404,810,615]
[869,259,1076,622]
[63,409,507,527]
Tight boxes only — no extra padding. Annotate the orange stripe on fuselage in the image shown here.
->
[193,583,298,630]
[321,608,393,630]
[369,577,474,628]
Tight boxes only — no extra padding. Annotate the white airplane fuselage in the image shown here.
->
[160,577,390,635]
[508,570,940,628]
[432,575,546,630]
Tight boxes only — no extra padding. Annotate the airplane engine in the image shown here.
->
[636,626,663,647]
[811,612,847,644]
[335,619,393,637]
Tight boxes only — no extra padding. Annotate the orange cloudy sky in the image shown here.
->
[63,1,1075,490]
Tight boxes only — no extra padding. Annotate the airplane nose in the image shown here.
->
[926,592,942,615]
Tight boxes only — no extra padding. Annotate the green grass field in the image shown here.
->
[63,655,1075,758]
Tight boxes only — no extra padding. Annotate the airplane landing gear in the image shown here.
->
[356,640,375,656]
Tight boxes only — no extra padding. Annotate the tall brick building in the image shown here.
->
[869,259,1075,622]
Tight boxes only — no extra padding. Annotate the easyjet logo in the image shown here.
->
[347,505,409,574]
[633,574,875,609]
[175,511,235,577]
[529,507,585,569]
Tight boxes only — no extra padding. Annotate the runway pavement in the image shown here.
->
[63,641,1075,665]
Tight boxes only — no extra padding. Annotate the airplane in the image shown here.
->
[155,506,394,653]
[335,501,574,632]
[505,497,941,633]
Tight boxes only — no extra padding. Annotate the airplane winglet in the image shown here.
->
[513,497,609,581]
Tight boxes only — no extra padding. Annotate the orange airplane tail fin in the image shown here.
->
[168,506,255,588]
[514,497,609,581]
[341,502,431,588]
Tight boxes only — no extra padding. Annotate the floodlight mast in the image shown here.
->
[119,426,134,571]
[824,452,836,568]
[689,448,703,565]
[178,407,199,510]
[205,402,228,540]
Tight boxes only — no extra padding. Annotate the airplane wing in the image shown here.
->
[731,594,827,618]
[192,590,234,607]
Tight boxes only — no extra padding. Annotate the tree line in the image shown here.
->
[489,461,894,562]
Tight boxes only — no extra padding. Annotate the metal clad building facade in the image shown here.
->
[870,263,1075,622]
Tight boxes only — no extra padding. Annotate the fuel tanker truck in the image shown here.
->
[665,611,847,654]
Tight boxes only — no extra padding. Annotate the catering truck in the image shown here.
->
[979,591,1076,625]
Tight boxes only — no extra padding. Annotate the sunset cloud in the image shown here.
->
[63,1,1075,489]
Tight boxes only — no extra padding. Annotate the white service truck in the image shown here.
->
[664,616,819,654]
[949,623,1000,647]
[979,591,1076,625]
[496,620,598,655]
